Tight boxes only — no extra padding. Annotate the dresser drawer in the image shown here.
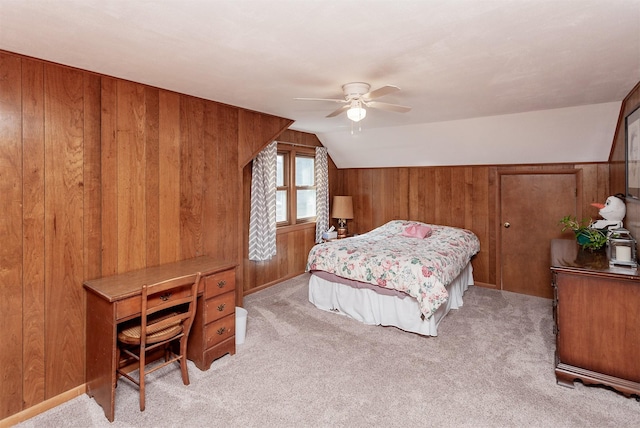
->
[205,292,235,323]
[204,314,235,348]
[204,269,235,299]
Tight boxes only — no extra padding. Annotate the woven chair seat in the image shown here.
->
[118,313,183,345]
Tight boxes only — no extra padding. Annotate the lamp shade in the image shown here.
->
[346,99,366,122]
[346,106,366,122]
[332,196,353,219]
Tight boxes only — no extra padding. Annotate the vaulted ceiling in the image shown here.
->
[1,0,639,167]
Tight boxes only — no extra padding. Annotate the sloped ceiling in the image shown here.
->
[1,0,639,167]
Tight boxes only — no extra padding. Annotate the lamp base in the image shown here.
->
[337,227,348,239]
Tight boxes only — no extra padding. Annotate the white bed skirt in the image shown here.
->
[308,263,474,336]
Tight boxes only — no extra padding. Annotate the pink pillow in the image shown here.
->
[401,224,432,239]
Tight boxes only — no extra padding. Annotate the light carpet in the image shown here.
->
[16,273,639,427]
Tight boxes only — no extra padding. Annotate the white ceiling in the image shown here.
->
[1,0,639,167]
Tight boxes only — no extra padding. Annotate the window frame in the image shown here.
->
[276,143,317,228]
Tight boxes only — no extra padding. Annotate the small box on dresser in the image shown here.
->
[188,266,237,370]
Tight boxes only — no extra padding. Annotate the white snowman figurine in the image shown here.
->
[590,195,626,230]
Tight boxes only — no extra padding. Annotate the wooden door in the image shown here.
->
[500,172,579,298]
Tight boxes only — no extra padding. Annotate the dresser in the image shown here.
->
[84,257,237,422]
[187,267,237,370]
[550,239,640,398]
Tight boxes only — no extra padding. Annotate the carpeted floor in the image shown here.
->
[16,273,639,427]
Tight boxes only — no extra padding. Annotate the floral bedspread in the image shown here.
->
[306,220,480,318]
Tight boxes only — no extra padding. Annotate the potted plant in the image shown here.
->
[559,215,608,251]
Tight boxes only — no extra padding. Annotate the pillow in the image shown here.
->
[401,224,432,239]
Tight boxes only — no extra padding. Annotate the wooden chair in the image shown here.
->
[115,272,202,412]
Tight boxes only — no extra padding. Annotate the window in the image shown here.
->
[276,145,316,226]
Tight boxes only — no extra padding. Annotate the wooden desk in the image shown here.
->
[84,257,237,422]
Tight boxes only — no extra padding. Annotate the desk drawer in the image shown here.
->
[204,269,235,299]
[116,297,139,320]
[205,292,235,323]
[204,314,235,348]
[116,286,194,321]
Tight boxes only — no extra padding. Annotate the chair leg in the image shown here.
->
[139,347,146,412]
[164,344,170,362]
[180,337,190,385]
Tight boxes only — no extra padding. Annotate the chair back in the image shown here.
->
[137,272,201,347]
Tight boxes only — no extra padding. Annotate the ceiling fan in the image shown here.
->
[295,82,412,122]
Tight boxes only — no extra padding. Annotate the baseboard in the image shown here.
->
[243,271,308,296]
[473,281,496,289]
[0,384,86,428]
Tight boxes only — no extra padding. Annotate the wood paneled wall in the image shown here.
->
[0,56,96,417]
[330,163,610,287]
[0,50,291,420]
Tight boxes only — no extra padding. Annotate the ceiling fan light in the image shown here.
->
[347,106,367,122]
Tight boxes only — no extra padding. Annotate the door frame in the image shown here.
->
[496,169,583,291]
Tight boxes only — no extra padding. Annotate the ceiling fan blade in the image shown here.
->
[364,85,400,100]
[326,104,350,118]
[367,101,412,113]
[294,97,347,103]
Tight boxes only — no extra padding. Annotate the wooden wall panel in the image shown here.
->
[451,167,468,229]
[180,97,205,260]
[81,73,102,408]
[83,74,102,281]
[434,167,453,225]
[0,52,24,419]
[242,225,317,294]
[203,102,240,263]
[100,78,119,277]
[116,81,147,272]
[237,110,293,168]
[21,58,46,409]
[471,167,491,285]
[144,87,160,267]
[408,168,435,222]
[158,91,182,264]
[43,64,85,397]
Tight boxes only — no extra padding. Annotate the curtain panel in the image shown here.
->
[315,146,329,243]
[248,141,277,261]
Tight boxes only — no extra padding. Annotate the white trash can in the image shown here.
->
[235,307,248,345]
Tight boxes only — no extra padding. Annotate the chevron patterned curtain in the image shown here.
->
[249,141,277,261]
[315,146,329,243]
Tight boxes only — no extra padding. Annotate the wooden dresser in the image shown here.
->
[188,267,237,370]
[550,239,640,398]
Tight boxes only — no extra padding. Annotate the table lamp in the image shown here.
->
[331,196,353,239]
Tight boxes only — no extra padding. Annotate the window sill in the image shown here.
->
[276,222,316,235]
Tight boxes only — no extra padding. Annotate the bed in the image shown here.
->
[306,220,480,336]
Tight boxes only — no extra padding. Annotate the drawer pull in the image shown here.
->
[217,326,227,335]
[160,292,172,301]
[217,303,226,312]
[217,280,226,288]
